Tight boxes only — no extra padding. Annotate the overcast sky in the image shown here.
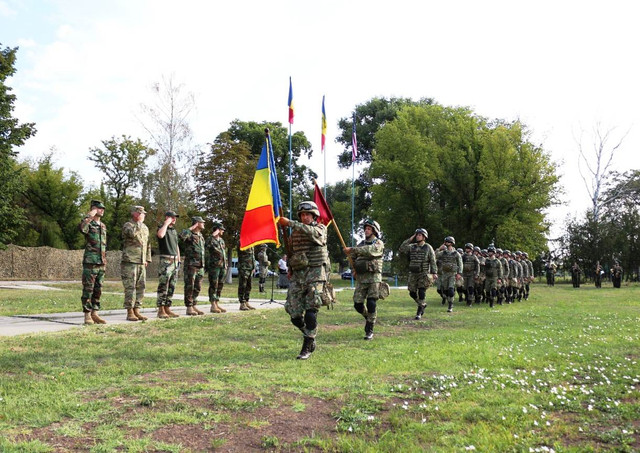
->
[2,0,639,239]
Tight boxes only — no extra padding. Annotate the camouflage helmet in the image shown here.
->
[415,228,428,239]
[474,246,481,253]
[495,248,503,254]
[487,245,496,253]
[363,219,381,237]
[481,248,488,255]
[464,242,474,250]
[444,236,455,245]
[503,249,511,256]
[456,248,463,254]
[515,251,522,256]
[522,252,528,258]
[297,201,320,218]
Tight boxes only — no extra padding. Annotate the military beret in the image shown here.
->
[165,210,179,218]
[191,216,205,224]
[91,200,105,209]
[131,205,147,214]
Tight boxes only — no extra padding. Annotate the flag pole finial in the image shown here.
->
[264,128,270,137]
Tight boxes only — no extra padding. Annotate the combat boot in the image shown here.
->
[133,307,148,321]
[164,306,180,318]
[215,301,227,313]
[90,310,107,324]
[244,302,256,310]
[364,321,374,340]
[259,283,265,293]
[415,305,425,320]
[297,337,314,360]
[210,302,222,313]
[126,308,139,321]
[83,312,94,325]
[239,302,250,311]
[192,305,204,315]
[186,305,198,316]
[447,300,453,313]
[157,306,169,319]
[489,298,494,308]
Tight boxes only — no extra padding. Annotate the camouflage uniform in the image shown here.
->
[483,251,503,308]
[523,254,534,298]
[206,235,227,303]
[79,210,107,312]
[611,263,622,288]
[475,249,487,303]
[461,248,480,306]
[498,251,510,304]
[156,224,179,308]
[180,227,206,308]
[352,234,385,329]
[571,263,581,288]
[256,244,271,293]
[121,216,152,310]
[508,256,521,301]
[436,245,463,312]
[399,236,436,316]
[286,219,328,340]
[237,247,255,306]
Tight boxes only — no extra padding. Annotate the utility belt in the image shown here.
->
[160,255,179,260]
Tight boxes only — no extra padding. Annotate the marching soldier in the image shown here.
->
[121,206,152,322]
[180,216,206,315]
[516,251,528,301]
[611,261,623,288]
[344,219,385,340]
[594,260,603,288]
[206,221,228,313]
[483,245,503,308]
[278,201,329,359]
[571,262,581,288]
[237,246,256,310]
[522,252,534,299]
[156,210,181,319]
[436,236,463,313]
[497,248,510,304]
[399,228,437,320]
[456,247,465,302]
[461,243,480,306]
[79,200,108,325]
[256,244,270,293]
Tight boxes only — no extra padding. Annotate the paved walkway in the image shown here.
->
[0,281,285,337]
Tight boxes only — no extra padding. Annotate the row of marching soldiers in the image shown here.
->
[400,230,535,320]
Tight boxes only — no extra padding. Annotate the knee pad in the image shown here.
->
[418,288,426,300]
[467,286,474,295]
[366,298,377,314]
[290,317,304,329]
[354,302,365,314]
[447,287,455,297]
[304,310,318,331]
[491,288,497,298]
[409,291,418,300]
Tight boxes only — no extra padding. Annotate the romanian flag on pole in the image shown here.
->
[321,95,327,152]
[313,180,334,227]
[288,77,294,124]
[240,132,282,250]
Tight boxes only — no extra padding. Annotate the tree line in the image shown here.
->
[6,43,631,279]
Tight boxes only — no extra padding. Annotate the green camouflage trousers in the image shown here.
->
[81,264,105,312]
[121,262,146,309]
[208,267,226,302]
[184,265,204,306]
[408,272,430,292]
[156,257,178,307]
[285,273,324,338]
[238,269,252,302]
[353,281,380,323]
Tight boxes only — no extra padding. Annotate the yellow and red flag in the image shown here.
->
[240,133,282,250]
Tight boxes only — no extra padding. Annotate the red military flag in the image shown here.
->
[313,180,334,227]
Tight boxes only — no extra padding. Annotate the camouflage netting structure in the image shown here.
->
[0,245,159,280]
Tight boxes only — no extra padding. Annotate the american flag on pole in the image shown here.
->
[351,113,358,161]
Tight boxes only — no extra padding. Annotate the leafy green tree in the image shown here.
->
[0,44,36,248]
[194,132,255,255]
[370,104,560,260]
[225,120,314,211]
[19,153,84,249]
[88,135,155,249]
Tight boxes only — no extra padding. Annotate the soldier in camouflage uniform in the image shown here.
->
[156,210,181,319]
[256,244,271,293]
[121,206,152,321]
[180,216,206,315]
[435,249,447,306]
[206,221,228,313]
[514,251,526,301]
[497,248,510,304]
[506,251,521,302]
[237,246,256,310]
[344,219,385,340]
[611,262,622,288]
[483,245,503,308]
[435,236,463,313]
[79,200,108,325]
[278,201,329,359]
[522,252,534,299]
[456,247,465,302]
[399,228,437,320]
[461,243,480,306]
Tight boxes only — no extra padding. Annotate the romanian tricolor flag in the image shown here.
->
[321,95,327,152]
[288,77,294,124]
[239,133,282,250]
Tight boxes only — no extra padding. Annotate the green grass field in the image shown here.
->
[0,283,638,452]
